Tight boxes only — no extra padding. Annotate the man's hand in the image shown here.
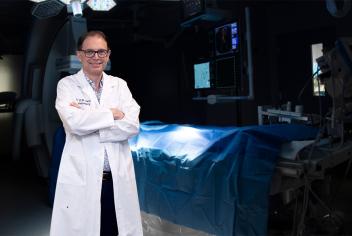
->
[110,108,125,120]
[70,102,81,109]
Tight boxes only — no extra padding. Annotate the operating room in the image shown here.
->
[1,0,352,235]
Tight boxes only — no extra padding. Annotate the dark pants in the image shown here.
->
[101,177,118,236]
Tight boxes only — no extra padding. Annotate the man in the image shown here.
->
[50,31,143,236]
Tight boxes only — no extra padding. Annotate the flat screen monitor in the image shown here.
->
[215,56,236,88]
[215,21,239,56]
[194,61,211,89]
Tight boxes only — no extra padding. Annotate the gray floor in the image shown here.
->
[0,160,52,236]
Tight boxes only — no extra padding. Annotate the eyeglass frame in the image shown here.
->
[78,49,111,58]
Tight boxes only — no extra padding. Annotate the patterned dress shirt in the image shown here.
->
[85,75,111,172]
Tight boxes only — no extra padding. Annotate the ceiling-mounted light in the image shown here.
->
[31,0,66,19]
[87,0,116,11]
[29,0,116,19]
[71,0,83,17]
[59,0,86,4]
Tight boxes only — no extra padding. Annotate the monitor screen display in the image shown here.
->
[215,22,239,56]
[194,61,211,89]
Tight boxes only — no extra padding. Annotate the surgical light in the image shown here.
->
[71,0,83,17]
[58,0,86,17]
[58,0,86,4]
[31,0,66,19]
[87,0,116,11]
[30,0,116,19]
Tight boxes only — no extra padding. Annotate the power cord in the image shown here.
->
[297,69,321,103]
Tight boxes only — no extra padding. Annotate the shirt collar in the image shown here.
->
[84,74,104,89]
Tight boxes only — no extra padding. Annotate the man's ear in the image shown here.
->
[76,51,82,62]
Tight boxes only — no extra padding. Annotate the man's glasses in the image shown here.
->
[79,49,110,58]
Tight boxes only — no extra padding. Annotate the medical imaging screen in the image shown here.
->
[194,62,211,89]
[215,22,239,56]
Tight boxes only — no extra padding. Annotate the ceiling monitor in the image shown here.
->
[193,20,242,94]
[193,60,212,89]
[193,56,241,93]
[215,56,236,88]
[215,21,239,57]
[192,8,254,102]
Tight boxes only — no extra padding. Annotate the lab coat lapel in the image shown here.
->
[100,72,114,107]
[76,70,100,107]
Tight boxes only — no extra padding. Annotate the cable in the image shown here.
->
[293,118,349,235]
[296,175,310,236]
[328,144,352,206]
[295,121,327,236]
[295,133,320,236]
[317,77,323,129]
[291,196,299,236]
[292,50,352,235]
[297,69,321,103]
[344,157,352,177]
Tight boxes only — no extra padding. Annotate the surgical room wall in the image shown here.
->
[83,1,352,127]
[0,55,23,157]
[229,2,352,125]
[107,40,207,124]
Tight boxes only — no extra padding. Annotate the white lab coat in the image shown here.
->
[50,69,143,236]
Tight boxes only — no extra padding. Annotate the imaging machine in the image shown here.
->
[258,37,352,234]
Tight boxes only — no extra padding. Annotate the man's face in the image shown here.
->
[77,35,110,76]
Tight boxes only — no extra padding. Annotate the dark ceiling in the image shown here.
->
[0,0,32,54]
[0,0,347,56]
[0,0,185,55]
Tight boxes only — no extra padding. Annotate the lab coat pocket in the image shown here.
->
[58,154,87,186]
